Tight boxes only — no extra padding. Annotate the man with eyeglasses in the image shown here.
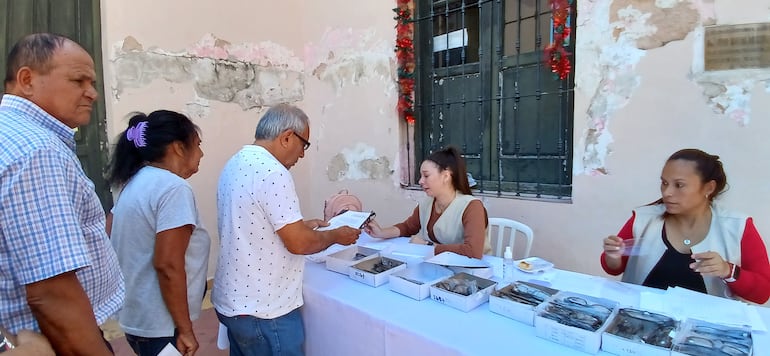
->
[212,103,360,356]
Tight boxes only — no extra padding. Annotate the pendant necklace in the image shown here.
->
[683,238,692,246]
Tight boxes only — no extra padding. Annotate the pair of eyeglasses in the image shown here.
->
[608,308,676,348]
[541,303,604,331]
[554,296,613,320]
[495,283,553,306]
[436,277,480,296]
[292,131,311,151]
[671,323,752,356]
[692,325,752,342]
[676,336,751,356]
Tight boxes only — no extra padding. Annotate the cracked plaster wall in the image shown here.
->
[112,34,305,117]
[111,30,397,181]
[327,143,393,181]
[305,28,395,95]
[573,0,770,174]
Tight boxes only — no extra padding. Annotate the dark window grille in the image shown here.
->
[411,0,575,199]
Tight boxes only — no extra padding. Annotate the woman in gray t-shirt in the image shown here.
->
[106,110,211,356]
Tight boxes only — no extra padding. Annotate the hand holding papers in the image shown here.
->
[316,210,375,231]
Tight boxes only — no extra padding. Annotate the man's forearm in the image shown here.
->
[26,271,112,356]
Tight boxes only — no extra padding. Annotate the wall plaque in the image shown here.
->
[704,23,770,71]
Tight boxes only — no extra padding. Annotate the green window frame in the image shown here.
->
[412,0,575,199]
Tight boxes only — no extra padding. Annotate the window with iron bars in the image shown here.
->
[410,0,575,199]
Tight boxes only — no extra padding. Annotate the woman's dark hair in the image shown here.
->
[651,148,728,205]
[426,146,472,195]
[107,110,199,186]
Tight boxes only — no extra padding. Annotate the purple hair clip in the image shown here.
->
[126,121,148,148]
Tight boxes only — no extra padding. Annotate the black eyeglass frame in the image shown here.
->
[607,308,677,348]
[672,322,753,356]
[292,131,311,150]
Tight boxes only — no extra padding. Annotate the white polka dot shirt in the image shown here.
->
[212,145,305,319]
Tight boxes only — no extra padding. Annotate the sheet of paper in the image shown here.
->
[549,272,603,298]
[217,323,230,350]
[425,251,490,268]
[158,343,182,356]
[746,305,769,332]
[305,243,348,263]
[598,279,641,307]
[638,290,668,314]
[639,287,767,331]
[316,210,373,231]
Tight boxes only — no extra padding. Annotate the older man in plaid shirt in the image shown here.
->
[0,33,124,355]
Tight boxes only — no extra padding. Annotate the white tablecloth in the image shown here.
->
[301,236,770,355]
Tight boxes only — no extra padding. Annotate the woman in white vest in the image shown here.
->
[601,149,770,304]
[365,146,490,258]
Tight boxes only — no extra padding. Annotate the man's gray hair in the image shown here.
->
[254,104,309,140]
[4,33,73,87]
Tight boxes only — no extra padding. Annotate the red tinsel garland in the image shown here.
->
[544,0,572,80]
[394,0,416,124]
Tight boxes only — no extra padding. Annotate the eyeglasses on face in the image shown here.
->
[292,131,311,150]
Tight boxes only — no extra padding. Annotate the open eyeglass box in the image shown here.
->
[601,307,680,356]
[670,318,753,356]
[325,245,380,274]
[428,272,497,312]
[489,281,559,326]
[534,291,618,354]
[348,256,408,287]
[388,262,454,300]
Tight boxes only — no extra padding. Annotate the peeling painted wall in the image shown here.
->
[327,143,393,181]
[112,34,304,114]
[575,0,716,174]
[305,28,395,93]
[690,26,770,126]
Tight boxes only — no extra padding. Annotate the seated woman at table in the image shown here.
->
[601,148,770,304]
[365,146,490,259]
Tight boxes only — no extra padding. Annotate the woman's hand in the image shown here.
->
[176,328,199,356]
[602,235,626,271]
[691,251,732,278]
[603,235,625,260]
[409,236,429,245]
[364,220,384,238]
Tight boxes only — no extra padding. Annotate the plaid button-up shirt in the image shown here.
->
[0,95,124,333]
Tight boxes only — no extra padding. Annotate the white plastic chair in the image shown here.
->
[487,217,534,258]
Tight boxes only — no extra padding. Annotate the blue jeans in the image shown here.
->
[125,330,177,356]
[216,308,305,356]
